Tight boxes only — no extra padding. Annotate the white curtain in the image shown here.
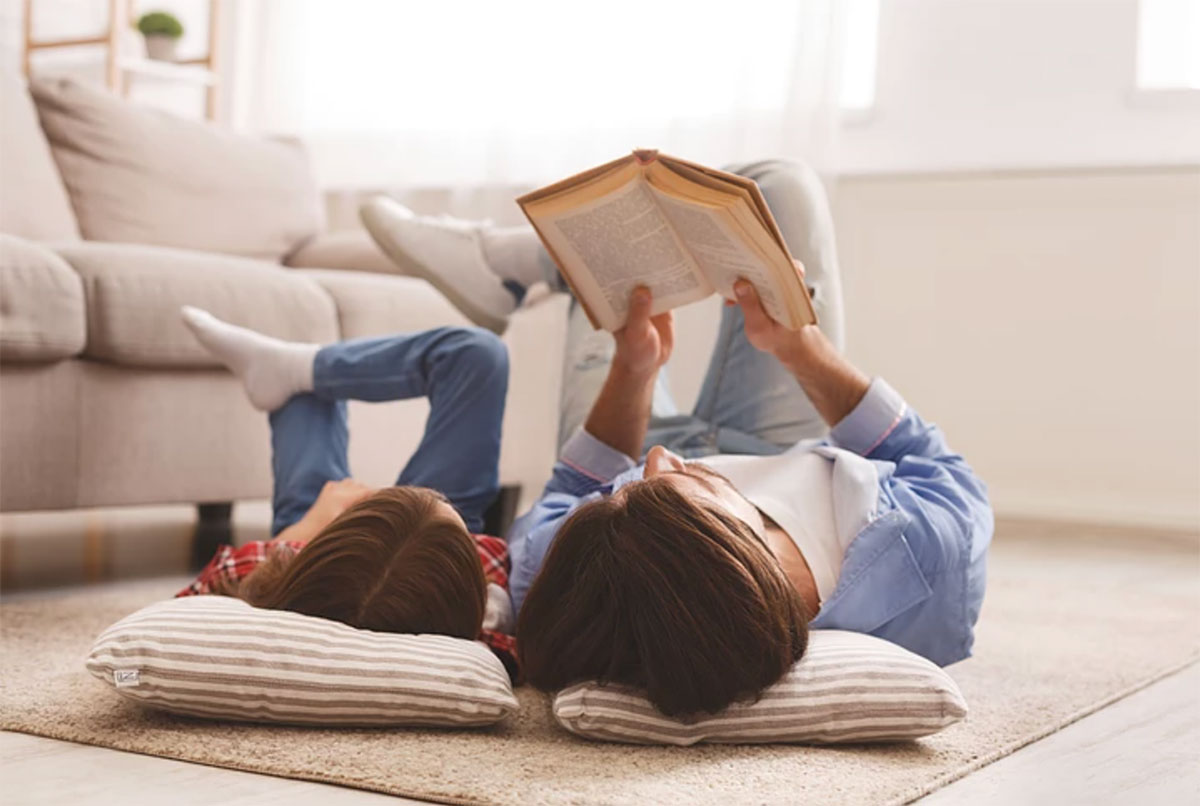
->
[228,0,847,189]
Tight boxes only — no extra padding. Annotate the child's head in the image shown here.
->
[240,487,486,639]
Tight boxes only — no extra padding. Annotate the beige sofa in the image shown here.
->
[0,72,565,557]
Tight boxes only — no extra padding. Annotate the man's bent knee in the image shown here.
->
[743,159,825,205]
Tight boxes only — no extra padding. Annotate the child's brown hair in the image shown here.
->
[219,487,486,639]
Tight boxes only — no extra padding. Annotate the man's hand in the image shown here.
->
[732,264,871,428]
[731,259,816,368]
[734,279,824,370]
[613,287,674,378]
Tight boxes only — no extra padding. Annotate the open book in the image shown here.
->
[517,150,817,332]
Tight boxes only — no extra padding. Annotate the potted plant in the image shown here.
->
[136,11,184,62]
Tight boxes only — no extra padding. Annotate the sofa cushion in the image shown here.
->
[53,242,338,368]
[0,235,86,361]
[30,76,322,261]
[295,269,470,340]
[0,71,80,241]
[284,230,398,275]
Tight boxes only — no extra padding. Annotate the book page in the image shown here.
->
[655,155,798,260]
[649,187,793,326]
[516,153,639,208]
[532,179,712,330]
[645,158,815,329]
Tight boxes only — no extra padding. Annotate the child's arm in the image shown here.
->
[272,479,376,545]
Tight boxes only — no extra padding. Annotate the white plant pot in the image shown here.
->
[143,34,179,62]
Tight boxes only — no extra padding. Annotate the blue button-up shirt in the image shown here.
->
[508,378,994,667]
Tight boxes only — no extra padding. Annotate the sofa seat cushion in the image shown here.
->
[53,242,339,368]
[30,76,322,262]
[0,235,86,361]
[295,268,470,340]
[285,230,398,275]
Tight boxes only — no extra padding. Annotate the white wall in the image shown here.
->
[661,166,1200,531]
[663,0,1200,529]
[840,0,1200,173]
[833,167,1200,529]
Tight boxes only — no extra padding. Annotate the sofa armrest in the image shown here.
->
[285,230,398,275]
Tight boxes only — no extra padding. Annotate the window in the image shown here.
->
[1137,0,1200,89]
[840,0,881,110]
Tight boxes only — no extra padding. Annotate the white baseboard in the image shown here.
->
[992,492,1200,533]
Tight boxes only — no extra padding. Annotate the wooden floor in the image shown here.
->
[2,662,1196,805]
[918,662,1200,805]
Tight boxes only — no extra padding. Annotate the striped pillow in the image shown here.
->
[553,630,966,745]
[87,595,518,726]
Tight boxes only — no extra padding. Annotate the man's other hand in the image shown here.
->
[613,286,674,378]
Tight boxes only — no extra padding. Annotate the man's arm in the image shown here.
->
[527,287,672,502]
[509,287,674,613]
[734,278,869,429]
[736,277,992,593]
[583,287,674,457]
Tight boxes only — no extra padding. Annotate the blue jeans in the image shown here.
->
[526,159,846,458]
[269,327,508,536]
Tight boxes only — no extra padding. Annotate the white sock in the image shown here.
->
[181,306,320,411]
[479,226,544,289]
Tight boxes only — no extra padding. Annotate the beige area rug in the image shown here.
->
[2,521,1198,806]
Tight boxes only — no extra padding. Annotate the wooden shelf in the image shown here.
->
[117,58,219,86]
[21,0,223,120]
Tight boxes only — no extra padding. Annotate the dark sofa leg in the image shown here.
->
[482,484,522,539]
[191,502,234,572]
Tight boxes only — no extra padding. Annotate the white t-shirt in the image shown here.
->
[698,449,865,603]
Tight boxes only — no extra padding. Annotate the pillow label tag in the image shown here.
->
[113,669,141,688]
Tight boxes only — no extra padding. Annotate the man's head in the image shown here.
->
[517,449,809,716]
[242,486,487,639]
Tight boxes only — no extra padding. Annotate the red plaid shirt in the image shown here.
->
[179,534,519,681]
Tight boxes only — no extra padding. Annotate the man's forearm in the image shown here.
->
[582,365,658,459]
[778,327,871,428]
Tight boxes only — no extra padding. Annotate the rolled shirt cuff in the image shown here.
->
[558,427,639,483]
[828,377,908,457]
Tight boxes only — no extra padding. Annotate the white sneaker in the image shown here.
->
[360,196,517,334]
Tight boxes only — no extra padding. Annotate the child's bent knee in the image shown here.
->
[449,327,509,375]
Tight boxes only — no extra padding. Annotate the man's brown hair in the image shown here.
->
[219,487,486,639]
[517,477,809,716]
